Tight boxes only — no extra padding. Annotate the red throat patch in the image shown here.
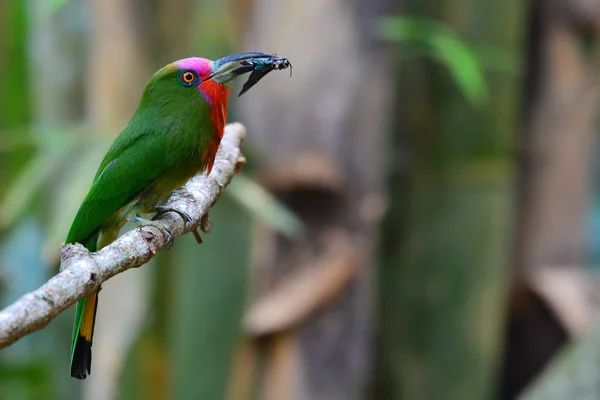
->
[198,80,230,174]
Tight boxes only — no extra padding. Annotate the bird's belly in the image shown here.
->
[137,168,198,213]
[100,140,217,235]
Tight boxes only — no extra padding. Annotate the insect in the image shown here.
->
[238,54,293,97]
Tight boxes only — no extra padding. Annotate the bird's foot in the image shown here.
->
[154,206,209,245]
[134,216,174,249]
[154,206,193,225]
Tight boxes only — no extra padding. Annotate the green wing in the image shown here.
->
[65,126,169,245]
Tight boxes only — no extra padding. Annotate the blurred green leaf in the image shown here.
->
[170,197,251,400]
[0,123,110,247]
[0,359,53,399]
[378,16,488,106]
[116,197,252,400]
[46,140,110,248]
[227,174,304,238]
[0,125,90,153]
[0,147,70,231]
[472,44,522,76]
[46,0,73,14]
[0,0,30,128]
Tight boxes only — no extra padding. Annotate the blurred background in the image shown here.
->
[2,0,600,399]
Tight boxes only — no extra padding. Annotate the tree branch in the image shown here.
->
[0,122,247,349]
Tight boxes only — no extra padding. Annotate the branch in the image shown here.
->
[0,122,247,349]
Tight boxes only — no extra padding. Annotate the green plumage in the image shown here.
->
[67,62,223,379]
[66,52,290,380]
[66,67,214,246]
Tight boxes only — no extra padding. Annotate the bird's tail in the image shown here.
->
[70,292,98,379]
[69,228,116,380]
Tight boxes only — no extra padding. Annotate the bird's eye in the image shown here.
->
[179,70,199,86]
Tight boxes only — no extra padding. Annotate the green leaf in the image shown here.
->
[46,0,73,15]
[0,147,70,230]
[378,16,488,106]
[472,44,521,76]
[46,140,110,248]
[170,198,251,400]
[0,359,53,399]
[226,174,304,238]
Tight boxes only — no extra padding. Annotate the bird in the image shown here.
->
[66,52,291,379]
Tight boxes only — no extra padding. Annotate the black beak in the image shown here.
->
[208,52,292,96]
[207,52,275,83]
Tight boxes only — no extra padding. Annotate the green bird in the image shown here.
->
[66,52,291,379]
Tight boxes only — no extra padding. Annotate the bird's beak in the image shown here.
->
[208,52,274,84]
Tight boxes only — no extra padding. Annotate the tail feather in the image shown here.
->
[69,228,117,379]
[70,292,99,379]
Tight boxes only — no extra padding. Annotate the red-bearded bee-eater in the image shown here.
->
[66,52,291,379]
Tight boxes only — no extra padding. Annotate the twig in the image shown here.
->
[0,122,247,349]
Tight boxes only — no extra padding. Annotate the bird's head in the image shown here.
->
[135,52,290,138]
[142,52,286,107]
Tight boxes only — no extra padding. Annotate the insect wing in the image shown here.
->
[238,69,272,97]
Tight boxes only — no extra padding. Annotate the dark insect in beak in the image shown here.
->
[239,69,272,97]
[208,52,292,95]
[238,55,293,97]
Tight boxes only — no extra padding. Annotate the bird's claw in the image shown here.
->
[134,216,174,249]
[152,207,209,246]
[154,206,193,225]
